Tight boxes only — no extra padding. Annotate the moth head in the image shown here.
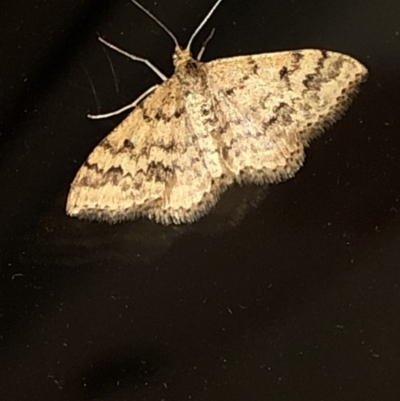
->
[130,0,223,65]
[173,47,193,69]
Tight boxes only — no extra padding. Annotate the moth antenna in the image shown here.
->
[187,0,223,51]
[130,0,180,48]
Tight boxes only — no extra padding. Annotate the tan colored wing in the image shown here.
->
[66,76,227,224]
[205,49,368,184]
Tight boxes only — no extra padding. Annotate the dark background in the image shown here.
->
[1,0,399,400]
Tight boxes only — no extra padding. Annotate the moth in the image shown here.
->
[66,0,368,225]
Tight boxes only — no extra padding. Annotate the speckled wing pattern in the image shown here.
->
[205,49,367,183]
[67,75,232,224]
[66,49,367,225]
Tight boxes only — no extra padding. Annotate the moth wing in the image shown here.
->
[67,76,223,224]
[205,49,367,183]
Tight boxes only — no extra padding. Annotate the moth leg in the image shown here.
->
[87,84,158,119]
[98,36,167,81]
[196,28,215,61]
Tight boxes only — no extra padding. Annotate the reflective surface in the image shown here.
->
[1,0,400,400]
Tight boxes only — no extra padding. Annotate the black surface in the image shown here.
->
[1,0,400,400]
